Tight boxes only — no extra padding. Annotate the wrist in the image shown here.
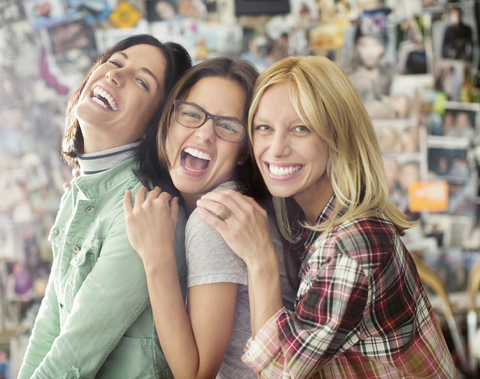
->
[247,250,280,284]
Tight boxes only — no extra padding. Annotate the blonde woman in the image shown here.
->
[197,56,457,378]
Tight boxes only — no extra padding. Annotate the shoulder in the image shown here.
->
[319,214,398,271]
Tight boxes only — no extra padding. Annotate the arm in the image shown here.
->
[196,190,283,336]
[25,192,154,378]
[124,187,240,379]
[197,191,368,378]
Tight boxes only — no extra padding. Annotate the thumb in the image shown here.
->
[123,190,133,213]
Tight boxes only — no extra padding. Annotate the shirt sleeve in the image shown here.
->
[242,248,369,378]
[186,208,247,287]
[20,209,153,379]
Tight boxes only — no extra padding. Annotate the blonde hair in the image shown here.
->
[248,56,416,241]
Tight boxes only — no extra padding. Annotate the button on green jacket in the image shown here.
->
[18,157,187,379]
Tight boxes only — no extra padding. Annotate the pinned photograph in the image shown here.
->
[433,59,465,102]
[22,0,66,29]
[432,5,478,71]
[395,15,431,75]
[373,119,423,155]
[427,136,472,183]
[0,0,27,26]
[383,156,423,216]
[146,0,180,21]
[436,101,480,139]
[46,19,98,74]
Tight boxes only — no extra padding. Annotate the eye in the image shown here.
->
[182,110,202,120]
[137,78,149,90]
[217,121,242,134]
[108,59,121,68]
[294,125,310,133]
[254,124,271,132]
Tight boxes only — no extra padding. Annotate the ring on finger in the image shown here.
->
[218,206,232,221]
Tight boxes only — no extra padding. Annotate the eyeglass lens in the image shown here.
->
[175,102,245,142]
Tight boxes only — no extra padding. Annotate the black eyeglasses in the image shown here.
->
[173,100,246,143]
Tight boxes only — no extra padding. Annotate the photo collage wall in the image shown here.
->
[1,0,480,338]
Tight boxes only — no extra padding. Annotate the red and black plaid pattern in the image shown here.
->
[242,196,458,378]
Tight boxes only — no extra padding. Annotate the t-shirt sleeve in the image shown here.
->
[186,208,247,287]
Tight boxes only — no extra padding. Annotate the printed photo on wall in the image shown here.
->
[374,119,424,155]
[22,0,66,29]
[395,15,431,75]
[146,0,180,21]
[46,18,98,74]
[0,0,27,26]
[64,0,112,24]
[435,101,480,139]
[433,59,465,101]
[431,5,478,72]
[427,136,472,182]
[382,156,423,215]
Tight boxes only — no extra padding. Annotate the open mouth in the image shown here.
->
[90,86,118,111]
[181,147,212,172]
[268,163,302,177]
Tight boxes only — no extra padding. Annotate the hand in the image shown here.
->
[123,187,179,266]
[196,190,276,267]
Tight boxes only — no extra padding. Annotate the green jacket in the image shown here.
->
[18,158,187,379]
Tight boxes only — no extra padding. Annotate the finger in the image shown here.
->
[123,190,133,213]
[196,198,227,219]
[159,191,173,203]
[63,182,71,190]
[197,207,229,232]
[134,186,148,206]
[146,186,162,200]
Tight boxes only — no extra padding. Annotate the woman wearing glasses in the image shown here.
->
[123,58,297,378]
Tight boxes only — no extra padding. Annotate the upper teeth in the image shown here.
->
[268,164,301,176]
[184,147,212,160]
[92,86,118,111]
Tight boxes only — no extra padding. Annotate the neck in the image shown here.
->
[181,192,201,217]
[78,141,140,175]
[295,182,334,224]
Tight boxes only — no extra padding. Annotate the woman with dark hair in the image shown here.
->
[18,34,192,379]
[123,57,297,378]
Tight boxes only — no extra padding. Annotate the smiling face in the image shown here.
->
[76,44,167,153]
[252,82,333,222]
[166,76,247,210]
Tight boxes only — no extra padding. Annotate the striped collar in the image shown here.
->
[78,141,141,175]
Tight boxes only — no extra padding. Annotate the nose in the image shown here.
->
[194,119,216,143]
[106,69,124,87]
[269,132,290,157]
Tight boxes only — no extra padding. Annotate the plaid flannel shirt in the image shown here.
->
[242,196,457,378]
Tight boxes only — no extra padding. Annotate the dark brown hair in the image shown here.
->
[62,34,192,189]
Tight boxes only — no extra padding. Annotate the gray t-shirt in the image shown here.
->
[186,181,297,379]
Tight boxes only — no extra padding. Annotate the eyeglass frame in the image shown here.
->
[173,100,246,143]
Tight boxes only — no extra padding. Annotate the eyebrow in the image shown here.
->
[253,115,304,125]
[117,51,162,90]
[189,101,244,123]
